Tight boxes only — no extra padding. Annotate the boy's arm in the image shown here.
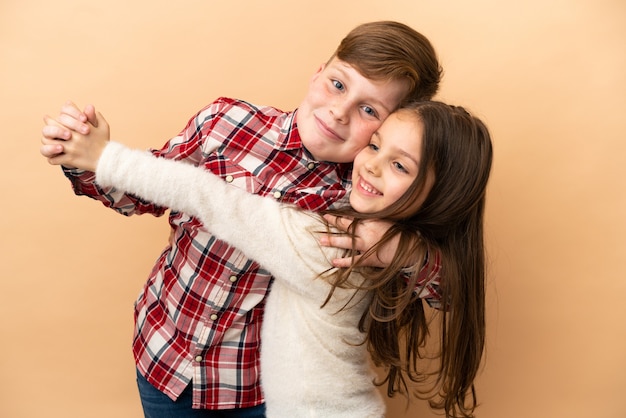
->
[319,214,443,307]
[318,215,399,268]
[42,100,223,217]
[41,105,169,217]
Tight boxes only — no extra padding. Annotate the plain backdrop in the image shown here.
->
[1,1,625,417]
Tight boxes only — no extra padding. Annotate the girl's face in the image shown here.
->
[350,110,424,213]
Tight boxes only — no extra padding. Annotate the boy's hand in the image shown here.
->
[40,106,110,172]
[319,215,398,268]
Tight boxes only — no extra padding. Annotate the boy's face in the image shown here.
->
[296,57,408,163]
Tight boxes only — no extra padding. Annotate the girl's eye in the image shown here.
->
[368,143,379,151]
[393,161,408,173]
[332,80,344,91]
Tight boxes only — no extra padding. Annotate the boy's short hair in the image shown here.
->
[332,21,442,105]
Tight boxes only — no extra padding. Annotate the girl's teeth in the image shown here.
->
[361,179,380,195]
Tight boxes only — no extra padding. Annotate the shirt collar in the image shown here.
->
[274,109,305,152]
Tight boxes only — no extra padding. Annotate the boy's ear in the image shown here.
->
[309,63,326,83]
[309,63,326,84]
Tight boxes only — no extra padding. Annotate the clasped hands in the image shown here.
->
[40,101,109,172]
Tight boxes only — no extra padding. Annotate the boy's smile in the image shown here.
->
[314,115,344,143]
[296,57,408,163]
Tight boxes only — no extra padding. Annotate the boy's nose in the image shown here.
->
[330,100,350,124]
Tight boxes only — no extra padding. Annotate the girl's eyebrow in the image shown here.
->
[377,131,420,167]
[399,149,420,167]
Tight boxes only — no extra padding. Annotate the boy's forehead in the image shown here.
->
[326,56,391,85]
[326,57,359,75]
[325,57,408,114]
[326,55,352,75]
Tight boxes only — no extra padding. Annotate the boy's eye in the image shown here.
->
[368,143,379,151]
[332,80,344,91]
[362,106,379,118]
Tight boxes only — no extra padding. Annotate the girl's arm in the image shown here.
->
[96,142,334,288]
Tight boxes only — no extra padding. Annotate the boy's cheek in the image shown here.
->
[352,125,379,147]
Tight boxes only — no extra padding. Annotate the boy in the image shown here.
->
[41,21,442,417]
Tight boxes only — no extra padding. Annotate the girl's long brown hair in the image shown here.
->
[323,102,493,418]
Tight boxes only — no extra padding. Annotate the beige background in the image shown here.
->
[1,0,625,417]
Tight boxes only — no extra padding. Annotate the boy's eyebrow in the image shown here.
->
[332,63,396,115]
[369,90,402,117]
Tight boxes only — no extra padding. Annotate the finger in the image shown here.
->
[45,151,71,166]
[319,234,354,250]
[57,112,90,134]
[323,214,354,232]
[83,104,98,127]
[94,111,108,129]
[61,100,88,122]
[331,254,361,268]
[42,126,69,140]
[47,156,73,167]
[42,117,71,140]
[40,143,64,158]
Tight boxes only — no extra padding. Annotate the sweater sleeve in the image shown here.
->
[95,142,335,286]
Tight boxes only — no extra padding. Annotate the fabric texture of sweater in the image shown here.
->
[96,142,386,417]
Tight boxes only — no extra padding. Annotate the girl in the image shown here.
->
[41,101,492,418]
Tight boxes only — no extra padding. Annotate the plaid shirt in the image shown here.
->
[62,97,441,410]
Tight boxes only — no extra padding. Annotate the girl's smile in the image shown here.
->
[355,177,382,196]
[349,109,424,214]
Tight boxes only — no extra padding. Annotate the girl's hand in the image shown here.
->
[319,215,399,268]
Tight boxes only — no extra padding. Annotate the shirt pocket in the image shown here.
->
[203,154,264,194]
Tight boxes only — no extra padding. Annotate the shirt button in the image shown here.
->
[229,275,237,283]
[273,191,282,199]
[195,355,203,362]
[307,162,315,170]
[210,314,218,321]
[225,175,234,183]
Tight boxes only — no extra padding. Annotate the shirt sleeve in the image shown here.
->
[403,247,444,310]
[61,101,225,217]
[62,166,168,216]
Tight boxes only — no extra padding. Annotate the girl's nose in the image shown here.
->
[364,156,381,176]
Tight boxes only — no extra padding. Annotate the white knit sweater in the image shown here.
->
[96,142,385,418]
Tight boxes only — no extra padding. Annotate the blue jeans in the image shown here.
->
[136,369,266,418]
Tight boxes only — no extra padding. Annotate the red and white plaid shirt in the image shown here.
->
[62,97,441,409]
